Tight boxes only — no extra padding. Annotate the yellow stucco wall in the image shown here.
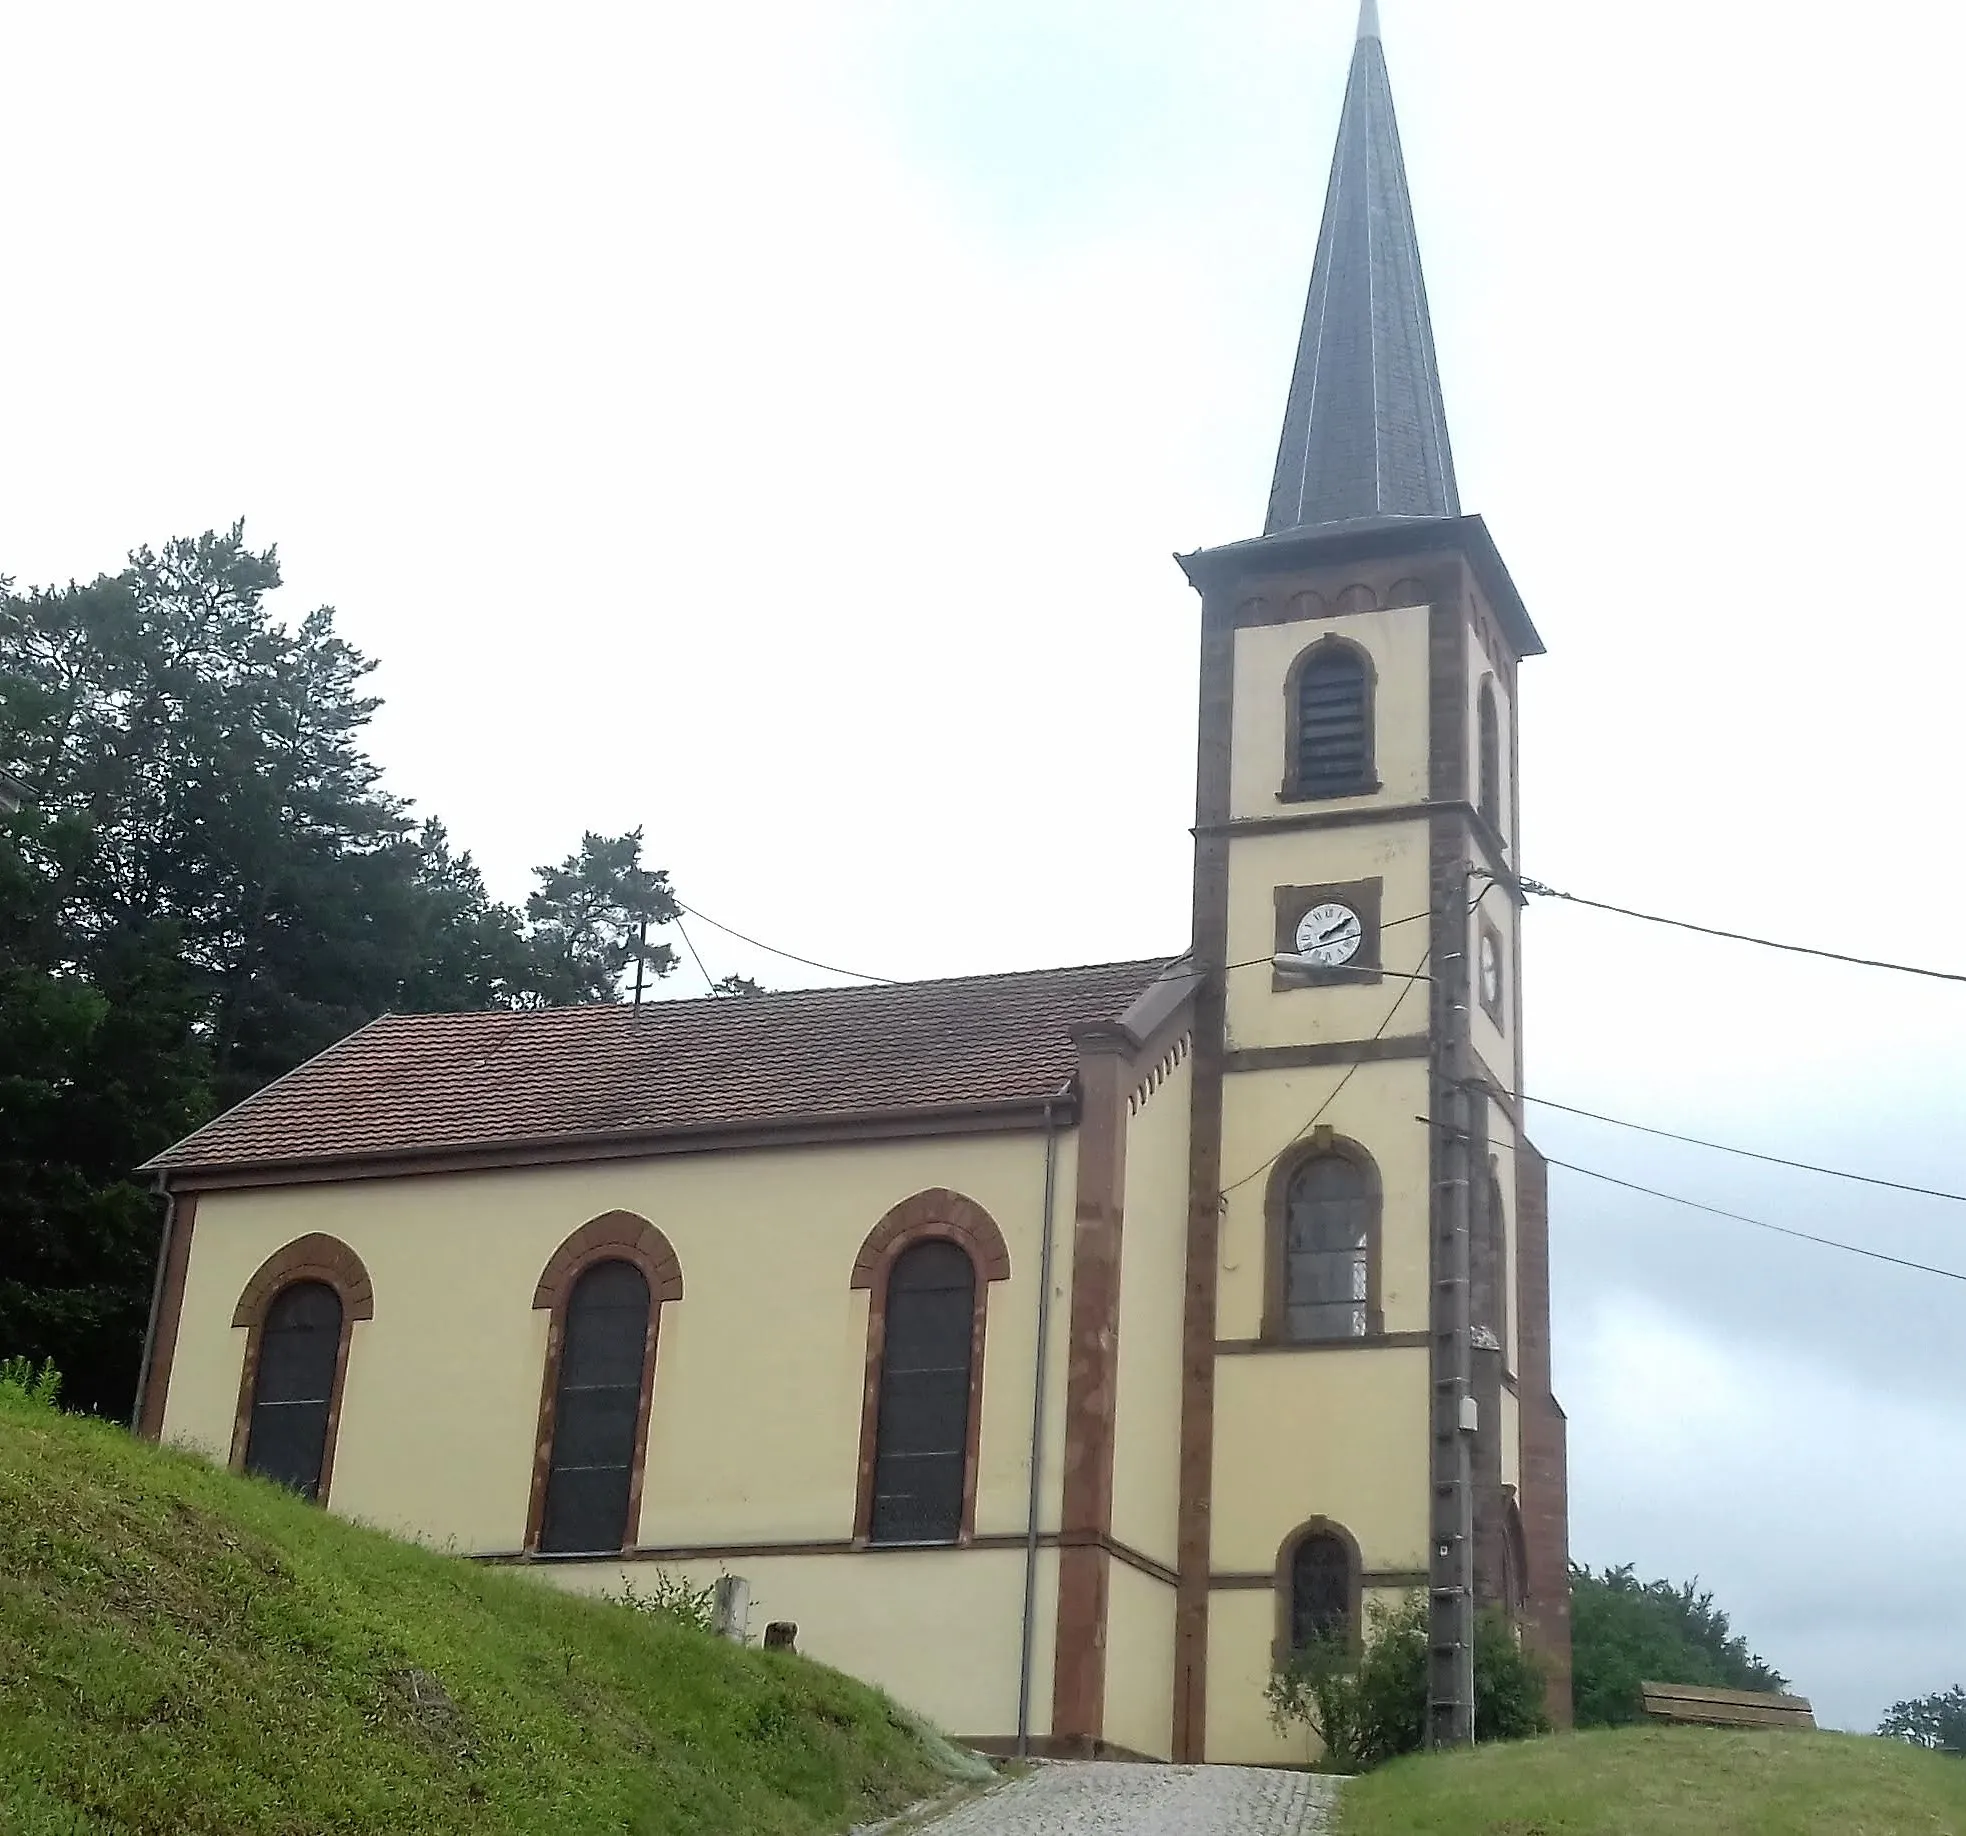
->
[541,1546,1058,1740]
[1209,1350,1430,1577]
[1109,1051,1190,1571]
[1222,825,1433,1055]
[1103,1563,1177,1760]
[1215,1059,1431,1344]
[1229,603,1433,820]
[161,1129,1078,1559]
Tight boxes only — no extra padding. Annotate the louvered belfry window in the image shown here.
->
[1290,1531,1352,1649]
[1295,645,1371,797]
[870,1241,975,1544]
[540,1259,652,1555]
[1284,1156,1371,1341]
[243,1281,343,1499]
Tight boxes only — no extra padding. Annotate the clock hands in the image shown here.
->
[1311,915,1361,948]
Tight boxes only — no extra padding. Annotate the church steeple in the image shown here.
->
[1265,0,1458,534]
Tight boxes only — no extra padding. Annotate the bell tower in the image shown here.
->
[1171,1,1570,1763]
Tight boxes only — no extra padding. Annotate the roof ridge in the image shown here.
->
[373,953,1186,1025]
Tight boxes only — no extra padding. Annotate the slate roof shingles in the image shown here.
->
[146,957,1177,1175]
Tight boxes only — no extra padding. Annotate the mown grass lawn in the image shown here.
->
[1336,1724,1966,1836]
[0,1388,963,1835]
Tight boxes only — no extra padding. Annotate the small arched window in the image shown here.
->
[1272,1146,1381,1343]
[1286,640,1375,801]
[540,1260,653,1555]
[1289,1531,1355,1650]
[869,1241,976,1544]
[1477,678,1503,835]
[242,1281,342,1498]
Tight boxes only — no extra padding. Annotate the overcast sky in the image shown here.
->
[4,1,1962,1732]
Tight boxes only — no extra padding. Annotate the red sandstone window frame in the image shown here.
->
[849,1188,1012,1547]
[1272,1516,1365,1665]
[228,1233,375,1504]
[525,1211,684,1556]
[1262,1130,1386,1344]
[1280,633,1380,803]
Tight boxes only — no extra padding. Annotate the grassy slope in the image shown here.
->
[0,1390,962,1836]
[1338,1725,1966,1836]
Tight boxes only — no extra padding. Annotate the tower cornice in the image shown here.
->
[1177,514,1544,659]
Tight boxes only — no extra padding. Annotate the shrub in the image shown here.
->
[617,1569,718,1635]
[0,1357,62,1409]
[1570,1563,1783,1728]
[1267,1594,1548,1771]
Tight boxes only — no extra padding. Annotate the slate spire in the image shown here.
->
[1265,0,1459,534]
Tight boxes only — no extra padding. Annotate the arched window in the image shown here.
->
[1268,1141,1382,1343]
[1477,678,1503,835]
[528,1212,684,1557]
[851,1189,1010,1547]
[230,1233,373,1506]
[1472,1167,1509,1356]
[869,1242,975,1544]
[243,1282,342,1498]
[1275,1519,1363,1660]
[1285,639,1375,801]
[539,1260,652,1555]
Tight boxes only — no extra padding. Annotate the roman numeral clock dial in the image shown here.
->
[1294,901,1363,968]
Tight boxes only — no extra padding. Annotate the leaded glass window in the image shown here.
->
[869,1241,974,1545]
[540,1259,651,1555]
[1283,1155,1371,1341]
[243,1281,342,1499]
[1290,1532,1352,1650]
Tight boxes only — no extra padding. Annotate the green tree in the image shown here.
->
[1569,1564,1785,1728]
[1880,1687,1966,1756]
[1,526,684,1416]
[523,829,677,1006]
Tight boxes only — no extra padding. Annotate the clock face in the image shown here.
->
[1479,931,1503,1008]
[1294,901,1364,968]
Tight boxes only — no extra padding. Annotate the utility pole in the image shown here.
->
[1427,856,1477,1748]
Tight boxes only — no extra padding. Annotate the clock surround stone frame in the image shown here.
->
[1272,877,1384,991]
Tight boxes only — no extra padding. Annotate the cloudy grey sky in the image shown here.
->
[4,1,1962,1730]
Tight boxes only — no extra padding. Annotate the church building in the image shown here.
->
[134,5,1569,1765]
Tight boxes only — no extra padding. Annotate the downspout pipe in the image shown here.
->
[1014,1089,1067,1758]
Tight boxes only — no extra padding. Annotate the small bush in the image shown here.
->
[1268,1594,1548,1771]
[618,1569,717,1635]
[0,1357,62,1409]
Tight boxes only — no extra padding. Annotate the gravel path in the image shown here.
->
[918,1762,1342,1835]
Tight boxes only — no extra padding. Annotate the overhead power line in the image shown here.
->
[1219,941,1434,1200]
[1523,1095,1966,1206]
[1520,877,1966,986]
[674,900,896,986]
[1543,1156,1966,1287]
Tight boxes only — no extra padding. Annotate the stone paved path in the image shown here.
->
[919,1762,1342,1835]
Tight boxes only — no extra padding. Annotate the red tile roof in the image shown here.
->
[146,958,1181,1179]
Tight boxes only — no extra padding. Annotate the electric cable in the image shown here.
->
[1218,938,1435,1200]
[1520,877,1966,986]
[672,914,720,996]
[674,900,897,985]
[1417,1116,1966,1287]
[1521,1095,1966,1206]
[1544,1157,1966,1286]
